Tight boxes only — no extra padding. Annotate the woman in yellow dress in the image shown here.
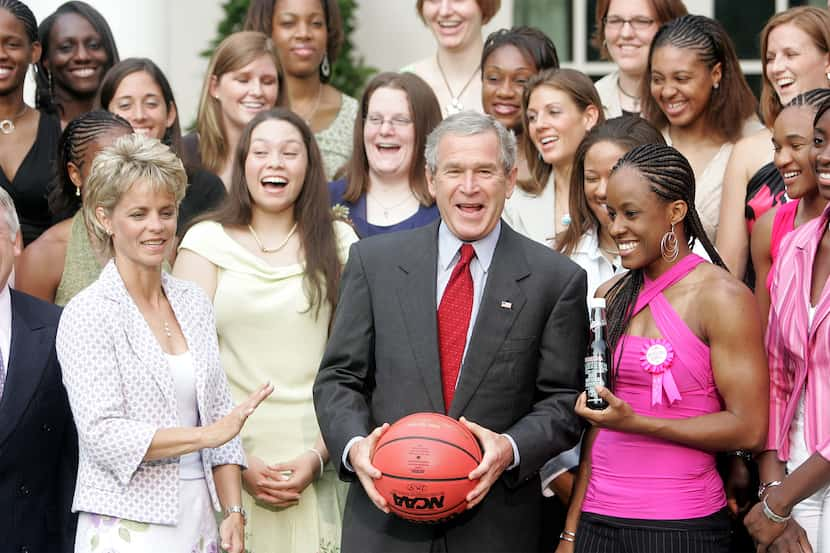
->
[174,108,357,553]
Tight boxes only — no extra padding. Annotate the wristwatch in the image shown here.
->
[224,505,247,525]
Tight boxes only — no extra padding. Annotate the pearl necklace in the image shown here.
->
[248,223,298,253]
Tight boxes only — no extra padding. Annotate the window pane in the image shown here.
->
[587,0,601,62]
[714,0,775,59]
[513,0,573,61]
[789,0,826,7]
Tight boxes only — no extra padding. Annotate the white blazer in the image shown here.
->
[56,261,245,525]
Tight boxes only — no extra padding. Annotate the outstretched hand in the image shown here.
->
[205,382,274,449]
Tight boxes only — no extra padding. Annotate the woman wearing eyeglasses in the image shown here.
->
[592,0,687,118]
[328,72,442,238]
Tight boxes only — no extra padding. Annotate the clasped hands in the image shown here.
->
[242,450,321,508]
[349,417,514,513]
[745,488,812,553]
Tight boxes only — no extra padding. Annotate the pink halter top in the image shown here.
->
[582,254,726,520]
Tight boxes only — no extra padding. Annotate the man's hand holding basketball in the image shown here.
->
[461,417,514,510]
[348,423,390,514]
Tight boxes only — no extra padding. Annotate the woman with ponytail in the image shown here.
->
[556,144,768,553]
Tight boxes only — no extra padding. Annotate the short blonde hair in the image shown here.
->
[83,134,187,256]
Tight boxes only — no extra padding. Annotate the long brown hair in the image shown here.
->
[591,0,687,60]
[200,108,341,320]
[760,7,830,128]
[195,31,284,174]
[641,15,756,143]
[343,72,441,205]
[557,116,665,256]
[521,68,605,194]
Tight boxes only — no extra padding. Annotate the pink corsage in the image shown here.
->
[640,339,682,406]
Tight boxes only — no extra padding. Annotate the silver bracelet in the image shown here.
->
[224,504,247,525]
[758,480,783,500]
[309,447,325,479]
[762,496,791,524]
[559,531,576,543]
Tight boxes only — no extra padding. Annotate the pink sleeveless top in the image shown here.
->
[766,200,799,291]
[582,254,726,520]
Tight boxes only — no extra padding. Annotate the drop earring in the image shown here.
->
[320,53,331,79]
[660,223,679,262]
[75,186,80,197]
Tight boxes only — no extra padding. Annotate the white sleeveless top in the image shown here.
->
[166,351,204,480]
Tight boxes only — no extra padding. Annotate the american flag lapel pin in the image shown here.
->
[500,300,512,310]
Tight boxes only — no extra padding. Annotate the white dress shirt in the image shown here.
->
[0,284,12,372]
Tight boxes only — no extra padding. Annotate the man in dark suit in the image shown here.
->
[0,190,77,553]
[314,111,588,553]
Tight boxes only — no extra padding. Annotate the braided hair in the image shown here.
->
[641,14,756,143]
[604,144,726,375]
[0,0,37,43]
[785,88,830,112]
[35,1,120,115]
[49,110,132,222]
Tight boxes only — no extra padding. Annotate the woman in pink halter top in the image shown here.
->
[557,144,769,553]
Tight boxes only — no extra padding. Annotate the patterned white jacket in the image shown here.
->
[56,261,245,525]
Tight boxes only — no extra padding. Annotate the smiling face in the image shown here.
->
[773,105,817,199]
[650,45,721,130]
[0,9,40,96]
[363,86,415,181]
[482,44,536,132]
[271,0,327,79]
[45,12,109,98]
[421,0,484,52]
[766,23,830,106]
[604,0,659,77]
[526,85,598,169]
[97,179,177,270]
[427,130,516,241]
[583,141,628,229]
[607,165,684,270]
[108,71,176,140]
[211,54,279,132]
[810,108,830,201]
[244,118,307,215]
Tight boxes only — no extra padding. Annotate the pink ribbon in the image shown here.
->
[640,339,681,406]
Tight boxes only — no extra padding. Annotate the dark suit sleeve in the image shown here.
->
[58,406,79,552]
[504,267,588,486]
[313,243,376,480]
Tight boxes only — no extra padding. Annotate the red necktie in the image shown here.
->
[438,243,475,412]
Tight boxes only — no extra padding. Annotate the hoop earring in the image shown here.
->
[320,53,331,79]
[660,223,679,262]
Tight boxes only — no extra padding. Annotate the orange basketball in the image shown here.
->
[372,412,483,523]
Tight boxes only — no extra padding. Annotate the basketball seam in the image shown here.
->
[379,473,470,482]
[374,435,481,463]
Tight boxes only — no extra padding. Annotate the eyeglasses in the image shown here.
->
[365,114,413,128]
[603,16,655,31]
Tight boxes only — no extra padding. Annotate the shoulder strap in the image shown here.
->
[632,254,705,317]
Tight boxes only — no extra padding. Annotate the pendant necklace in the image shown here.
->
[436,53,480,115]
[248,222,298,253]
[0,104,28,135]
[369,190,415,220]
[300,85,323,128]
[616,79,641,111]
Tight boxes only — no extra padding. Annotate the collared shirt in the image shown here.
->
[568,226,623,301]
[766,205,830,461]
[0,284,11,372]
[436,220,500,367]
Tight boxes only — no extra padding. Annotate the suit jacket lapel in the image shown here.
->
[449,226,529,418]
[100,262,176,409]
[0,291,51,448]
[397,222,444,412]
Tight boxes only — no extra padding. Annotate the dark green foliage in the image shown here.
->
[202,0,375,98]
